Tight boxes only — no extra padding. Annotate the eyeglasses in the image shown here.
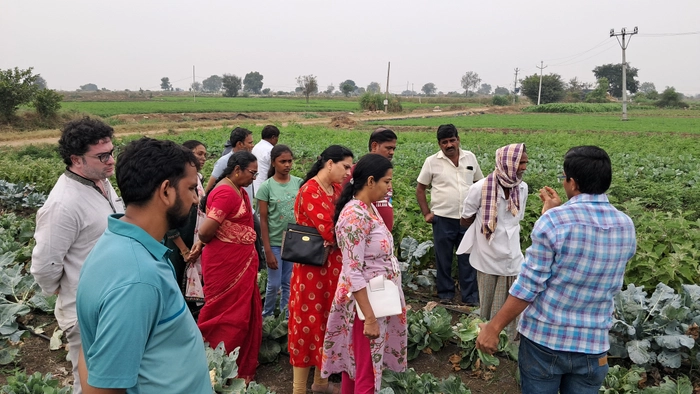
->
[557,175,567,183]
[246,169,259,178]
[86,149,114,164]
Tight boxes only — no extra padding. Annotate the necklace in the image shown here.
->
[314,176,333,195]
[222,177,242,195]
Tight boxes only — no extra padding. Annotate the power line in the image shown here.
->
[543,37,611,62]
[550,42,618,67]
[638,31,700,37]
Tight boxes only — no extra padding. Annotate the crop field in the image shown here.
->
[374,109,700,134]
[57,96,482,118]
[1,109,700,392]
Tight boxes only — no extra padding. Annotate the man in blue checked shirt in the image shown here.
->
[476,146,636,394]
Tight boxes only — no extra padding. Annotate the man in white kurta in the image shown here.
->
[31,118,124,394]
[458,143,528,339]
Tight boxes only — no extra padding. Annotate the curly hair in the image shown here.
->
[58,117,114,166]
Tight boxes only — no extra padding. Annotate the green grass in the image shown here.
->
[58,97,483,118]
[374,112,700,133]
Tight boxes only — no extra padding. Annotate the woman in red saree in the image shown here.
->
[196,151,261,382]
[289,145,354,394]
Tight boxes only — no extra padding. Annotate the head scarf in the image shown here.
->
[480,143,525,243]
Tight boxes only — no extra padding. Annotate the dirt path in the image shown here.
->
[0,108,487,147]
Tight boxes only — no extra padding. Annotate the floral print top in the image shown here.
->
[321,199,407,391]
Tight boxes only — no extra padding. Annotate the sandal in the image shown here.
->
[311,382,341,394]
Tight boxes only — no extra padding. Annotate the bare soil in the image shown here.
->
[2,300,520,394]
[0,108,501,147]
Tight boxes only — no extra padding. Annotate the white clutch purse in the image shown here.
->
[354,274,402,320]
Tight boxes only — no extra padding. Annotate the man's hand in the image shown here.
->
[475,322,500,355]
[539,186,562,214]
[423,212,434,223]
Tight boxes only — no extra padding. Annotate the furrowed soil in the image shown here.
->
[3,302,520,394]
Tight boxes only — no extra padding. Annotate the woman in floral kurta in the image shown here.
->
[322,154,407,393]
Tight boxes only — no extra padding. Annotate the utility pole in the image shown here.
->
[536,61,547,105]
[192,65,196,102]
[610,26,638,121]
[513,68,520,105]
[384,61,391,113]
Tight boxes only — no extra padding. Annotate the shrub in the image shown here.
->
[655,87,689,108]
[359,92,384,111]
[32,89,63,118]
[360,93,402,112]
[492,95,510,106]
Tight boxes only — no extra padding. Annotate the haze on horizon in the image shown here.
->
[2,0,699,96]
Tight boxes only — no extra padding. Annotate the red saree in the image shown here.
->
[288,179,343,368]
[198,185,262,380]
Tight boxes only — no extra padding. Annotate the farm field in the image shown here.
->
[57,96,484,117]
[1,109,700,393]
[374,109,700,134]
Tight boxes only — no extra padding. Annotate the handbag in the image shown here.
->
[280,223,330,266]
[354,274,402,320]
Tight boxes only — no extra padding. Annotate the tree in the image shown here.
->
[262,88,271,95]
[460,71,481,97]
[297,75,318,103]
[585,78,609,103]
[34,75,47,90]
[325,85,335,95]
[366,82,381,93]
[32,89,63,118]
[160,77,172,91]
[243,71,264,94]
[79,83,98,91]
[221,74,242,97]
[494,86,509,95]
[592,63,639,98]
[477,83,492,95]
[421,83,436,96]
[0,67,39,121]
[520,73,565,104]
[656,87,688,108]
[202,75,223,93]
[639,82,657,95]
[339,80,357,97]
[190,81,202,92]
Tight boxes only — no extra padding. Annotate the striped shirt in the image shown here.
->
[510,193,636,354]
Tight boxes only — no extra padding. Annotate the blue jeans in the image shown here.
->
[432,215,478,304]
[519,335,609,394]
[262,246,293,317]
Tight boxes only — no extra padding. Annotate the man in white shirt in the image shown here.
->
[31,117,125,394]
[206,127,254,195]
[251,125,280,193]
[416,124,484,306]
[458,143,528,338]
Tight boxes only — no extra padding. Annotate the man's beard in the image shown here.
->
[166,195,193,230]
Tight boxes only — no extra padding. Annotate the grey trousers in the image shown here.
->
[64,324,82,394]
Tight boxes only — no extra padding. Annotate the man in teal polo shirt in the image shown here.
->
[77,138,212,393]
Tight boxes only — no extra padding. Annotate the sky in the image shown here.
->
[2,0,699,95]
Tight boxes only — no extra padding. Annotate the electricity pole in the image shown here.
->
[192,65,196,102]
[610,26,638,121]
[513,68,520,105]
[536,61,547,105]
[384,61,391,113]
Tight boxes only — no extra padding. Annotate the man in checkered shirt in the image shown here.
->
[476,146,636,394]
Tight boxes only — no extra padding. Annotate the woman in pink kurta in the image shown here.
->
[321,154,407,394]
